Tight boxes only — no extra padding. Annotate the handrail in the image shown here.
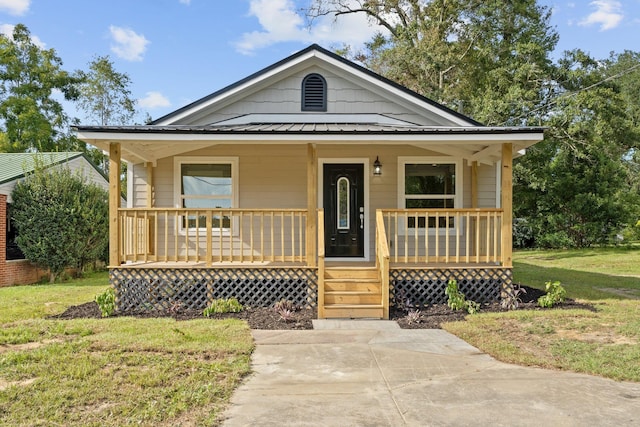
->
[379,208,504,265]
[118,208,307,264]
[376,210,390,320]
[317,209,325,319]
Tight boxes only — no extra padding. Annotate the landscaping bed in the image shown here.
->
[53,285,591,329]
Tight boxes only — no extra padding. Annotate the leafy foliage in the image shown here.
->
[202,298,243,316]
[405,309,422,325]
[537,281,567,308]
[10,156,109,282]
[95,287,116,317]
[445,279,480,314]
[501,284,527,310]
[0,24,82,152]
[274,299,297,322]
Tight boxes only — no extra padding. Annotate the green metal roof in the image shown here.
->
[0,152,86,185]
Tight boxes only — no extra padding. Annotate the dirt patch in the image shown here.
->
[0,377,37,391]
[0,339,64,354]
[51,285,592,330]
[555,329,637,345]
[599,288,640,299]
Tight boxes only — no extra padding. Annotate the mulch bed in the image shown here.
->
[51,285,593,330]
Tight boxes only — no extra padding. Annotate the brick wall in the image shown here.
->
[0,194,47,287]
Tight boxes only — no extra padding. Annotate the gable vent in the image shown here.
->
[302,73,327,111]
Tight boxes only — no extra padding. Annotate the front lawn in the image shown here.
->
[444,247,640,382]
[0,272,253,426]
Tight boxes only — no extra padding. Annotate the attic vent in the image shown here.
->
[302,73,327,111]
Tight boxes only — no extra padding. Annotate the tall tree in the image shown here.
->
[0,24,80,152]
[76,55,136,126]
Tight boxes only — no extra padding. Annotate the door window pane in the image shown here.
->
[337,177,349,230]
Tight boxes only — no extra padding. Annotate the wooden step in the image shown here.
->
[323,304,384,319]
[324,278,381,293]
[324,267,378,280]
[324,291,381,305]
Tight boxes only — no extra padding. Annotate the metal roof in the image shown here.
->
[75,123,545,135]
[0,152,93,185]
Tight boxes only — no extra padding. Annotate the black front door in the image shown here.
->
[323,163,365,257]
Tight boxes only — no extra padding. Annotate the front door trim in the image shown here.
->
[319,157,370,261]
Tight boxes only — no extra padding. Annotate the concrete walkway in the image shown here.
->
[221,321,640,426]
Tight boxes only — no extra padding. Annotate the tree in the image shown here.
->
[514,50,639,247]
[0,24,81,152]
[10,157,109,282]
[76,55,136,126]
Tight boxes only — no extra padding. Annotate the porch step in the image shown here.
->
[322,267,383,319]
[322,304,384,319]
[324,267,378,280]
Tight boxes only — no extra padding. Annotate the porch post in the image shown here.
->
[109,142,121,267]
[306,143,317,267]
[471,160,478,208]
[501,143,513,267]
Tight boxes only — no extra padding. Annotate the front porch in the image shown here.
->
[110,206,511,318]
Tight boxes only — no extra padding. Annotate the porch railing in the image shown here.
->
[119,208,307,265]
[375,210,390,319]
[380,209,504,265]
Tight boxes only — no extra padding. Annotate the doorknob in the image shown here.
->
[360,212,364,229]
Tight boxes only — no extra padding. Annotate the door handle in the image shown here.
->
[360,213,364,229]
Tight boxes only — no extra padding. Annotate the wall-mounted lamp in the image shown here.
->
[373,156,382,176]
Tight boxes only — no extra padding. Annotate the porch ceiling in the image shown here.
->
[75,124,544,165]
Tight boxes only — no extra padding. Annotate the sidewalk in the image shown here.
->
[221,321,640,426]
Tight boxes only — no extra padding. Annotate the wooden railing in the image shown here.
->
[380,209,504,265]
[375,210,390,319]
[119,208,307,265]
[317,209,325,319]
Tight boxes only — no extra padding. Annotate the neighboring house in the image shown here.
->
[76,44,544,318]
[0,152,109,287]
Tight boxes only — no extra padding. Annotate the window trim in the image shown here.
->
[301,73,327,112]
[173,156,239,235]
[397,156,463,235]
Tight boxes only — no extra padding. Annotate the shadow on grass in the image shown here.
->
[516,246,640,262]
[513,261,640,301]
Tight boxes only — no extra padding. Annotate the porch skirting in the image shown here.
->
[390,267,512,307]
[110,267,318,312]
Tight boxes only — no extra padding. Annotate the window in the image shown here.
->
[337,177,349,229]
[174,157,238,231]
[5,204,25,260]
[302,73,327,111]
[398,157,462,229]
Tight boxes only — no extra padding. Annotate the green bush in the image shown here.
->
[95,288,116,317]
[11,157,108,282]
[445,279,480,314]
[538,281,567,308]
[203,298,244,317]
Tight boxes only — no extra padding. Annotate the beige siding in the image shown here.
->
[186,66,448,126]
[129,144,498,260]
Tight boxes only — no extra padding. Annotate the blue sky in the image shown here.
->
[0,0,638,123]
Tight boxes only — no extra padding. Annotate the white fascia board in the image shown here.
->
[154,51,318,126]
[77,130,544,143]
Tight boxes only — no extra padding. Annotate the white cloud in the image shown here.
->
[579,0,624,31]
[234,0,381,55]
[0,0,30,16]
[0,23,45,48]
[138,91,171,109]
[109,25,149,61]
[179,0,191,4]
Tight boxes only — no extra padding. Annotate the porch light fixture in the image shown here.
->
[373,156,382,175]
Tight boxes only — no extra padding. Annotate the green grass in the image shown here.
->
[0,272,253,426]
[444,247,640,382]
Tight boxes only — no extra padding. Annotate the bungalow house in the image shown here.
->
[76,44,544,319]
[0,152,109,286]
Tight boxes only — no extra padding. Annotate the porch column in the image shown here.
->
[471,160,478,208]
[109,142,121,267]
[501,143,513,267]
[306,143,317,267]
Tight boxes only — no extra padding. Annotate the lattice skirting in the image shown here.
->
[110,268,318,312]
[391,268,512,307]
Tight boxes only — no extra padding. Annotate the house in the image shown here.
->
[0,152,110,287]
[76,44,544,318]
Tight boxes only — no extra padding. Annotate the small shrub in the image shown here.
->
[274,299,297,322]
[537,281,567,308]
[501,284,527,310]
[203,298,243,317]
[405,309,422,325]
[95,288,116,317]
[445,279,481,314]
